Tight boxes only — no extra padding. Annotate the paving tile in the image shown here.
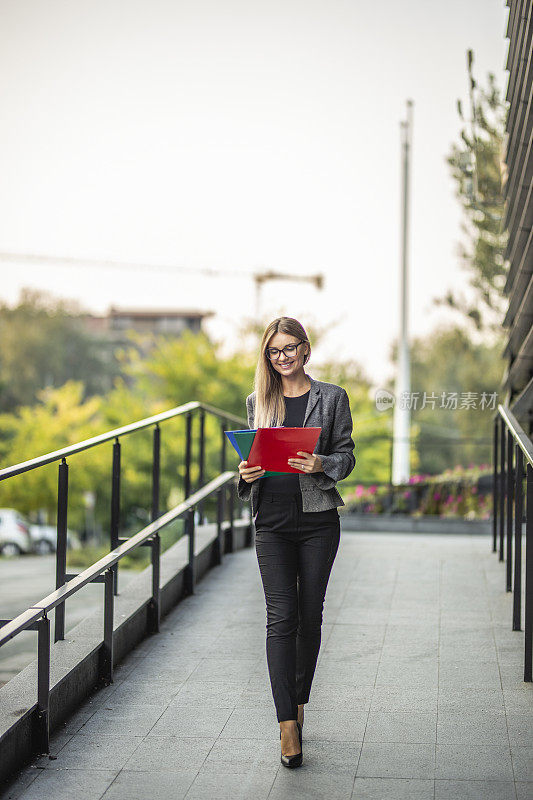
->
[201,737,283,774]
[31,734,145,771]
[295,709,368,742]
[351,777,434,800]
[380,643,439,660]
[314,660,379,685]
[75,703,167,737]
[100,769,197,800]
[174,679,247,708]
[186,656,261,682]
[438,660,502,689]
[364,711,436,744]
[506,713,533,747]
[13,769,119,800]
[301,682,374,712]
[375,660,439,687]
[293,740,362,775]
[433,779,516,800]
[438,642,498,661]
[502,687,533,713]
[516,782,533,800]
[356,742,435,779]
[122,735,217,772]
[436,711,508,745]
[500,663,533,689]
[268,766,356,799]
[438,688,505,714]
[370,686,438,713]
[185,769,277,800]
[234,685,276,710]
[511,747,533,781]
[91,678,185,707]
[435,744,514,781]
[218,707,284,740]
[148,705,234,738]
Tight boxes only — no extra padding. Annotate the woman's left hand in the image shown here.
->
[288,452,324,473]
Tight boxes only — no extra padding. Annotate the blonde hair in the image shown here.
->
[252,317,311,428]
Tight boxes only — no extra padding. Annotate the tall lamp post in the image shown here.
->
[392,99,413,485]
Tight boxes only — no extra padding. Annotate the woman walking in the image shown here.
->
[237,317,356,768]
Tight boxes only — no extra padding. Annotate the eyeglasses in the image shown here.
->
[266,340,306,360]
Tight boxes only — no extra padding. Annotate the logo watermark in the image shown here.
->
[375,390,498,412]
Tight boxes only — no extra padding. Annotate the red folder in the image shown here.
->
[246,427,322,474]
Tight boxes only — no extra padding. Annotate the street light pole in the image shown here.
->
[392,99,413,485]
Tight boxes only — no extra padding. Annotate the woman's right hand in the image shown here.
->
[238,460,266,483]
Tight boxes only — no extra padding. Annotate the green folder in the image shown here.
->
[225,429,286,477]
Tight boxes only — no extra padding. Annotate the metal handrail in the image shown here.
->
[0,471,235,647]
[493,403,533,683]
[498,404,533,467]
[0,400,245,481]
[0,469,244,758]
[0,394,246,643]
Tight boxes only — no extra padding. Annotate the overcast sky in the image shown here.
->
[0,0,508,386]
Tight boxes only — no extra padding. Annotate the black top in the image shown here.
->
[259,389,310,495]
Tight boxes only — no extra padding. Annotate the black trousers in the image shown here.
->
[254,487,340,723]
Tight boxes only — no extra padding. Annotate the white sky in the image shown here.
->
[0,0,509,387]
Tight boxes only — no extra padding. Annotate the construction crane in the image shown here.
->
[0,252,324,319]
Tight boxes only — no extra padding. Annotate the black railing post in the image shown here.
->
[220,419,227,473]
[499,420,506,561]
[198,409,206,523]
[54,458,69,643]
[110,438,121,595]
[493,416,499,553]
[506,429,514,592]
[219,420,227,535]
[185,411,193,500]
[147,533,161,634]
[184,508,195,594]
[215,488,224,564]
[35,614,50,755]
[525,462,533,682]
[227,482,235,553]
[513,445,523,632]
[152,424,160,522]
[99,568,114,686]
[149,424,161,632]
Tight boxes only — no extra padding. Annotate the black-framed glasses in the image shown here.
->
[266,340,306,360]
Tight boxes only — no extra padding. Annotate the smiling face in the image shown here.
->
[266,332,309,378]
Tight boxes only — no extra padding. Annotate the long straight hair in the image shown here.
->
[252,317,311,428]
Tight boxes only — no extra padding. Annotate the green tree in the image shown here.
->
[0,288,121,413]
[0,381,106,530]
[438,52,509,333]
[387,326,504,475]
[122,327,255,419]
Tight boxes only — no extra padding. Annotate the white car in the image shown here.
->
[29,524,81,555]
[0,508,33,556]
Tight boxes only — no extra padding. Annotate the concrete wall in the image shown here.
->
[339,513,491,535]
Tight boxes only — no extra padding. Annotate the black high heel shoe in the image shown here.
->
[280,721,303,768]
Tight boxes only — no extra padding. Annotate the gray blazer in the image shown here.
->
[236,373,356,516]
